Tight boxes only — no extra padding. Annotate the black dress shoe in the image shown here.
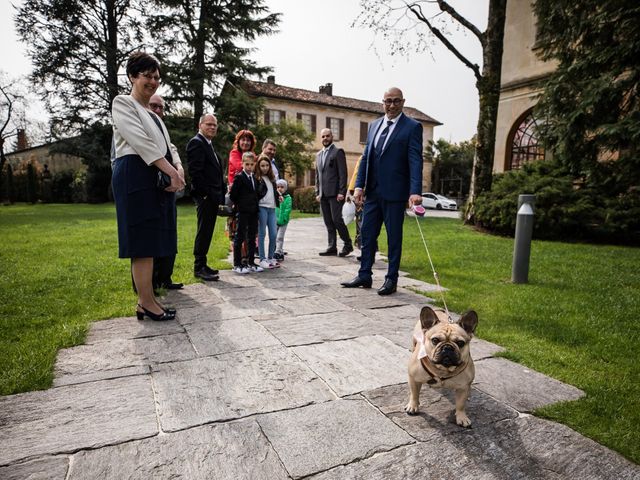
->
[204,266,219,275]
[194,269,219,281]
[338,245,354,257]
[319,248,338,256]
[162,282,184,290]
[340,276,372,288]
[377,279,397,295]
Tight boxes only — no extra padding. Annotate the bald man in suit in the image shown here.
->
[341,87,423,295]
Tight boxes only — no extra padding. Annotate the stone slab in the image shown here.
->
[275,296,351,316]
[307,283,372,298]
[216,286,314,302]
[0,376,157,466]
[293,336,409,396]
[184,317,281,356]
[68,420,289,480]
[204,273,262,288]
[473,357,585,412]
[0,456,69,479]
[54,333,196,379]
[53,365,150,388]
[470,338,505,360]
[256,276,319,289]
[257,399,414,478]
[152,346,334,431]
[342,293,416,311]
[176,300,286,325]
[161,283,224,308]
[362,383,518,441]
[310,416,640,480]
[259,310,406,347]
[85,316,185,343]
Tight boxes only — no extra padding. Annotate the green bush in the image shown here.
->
[51,170,75,203]
[475,160,640,244]
[292,186,319,213]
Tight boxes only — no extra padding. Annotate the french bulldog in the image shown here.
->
[405,306,479,427]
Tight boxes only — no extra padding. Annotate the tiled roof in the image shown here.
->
[240,80,442,125]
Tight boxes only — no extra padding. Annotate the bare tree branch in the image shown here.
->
[436,0,484,45]
[407,3,482,80]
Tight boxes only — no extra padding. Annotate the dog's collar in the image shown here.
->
[420,355,468,385]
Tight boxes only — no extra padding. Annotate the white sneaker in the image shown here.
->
[259,259,273,269]
[268,258,280,268]
[249,264,264,273]
[233,266,249,274]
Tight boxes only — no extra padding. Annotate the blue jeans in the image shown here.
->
[258,206,277,260]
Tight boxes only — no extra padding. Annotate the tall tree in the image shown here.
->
[355,0,506,221]
[148,0,280,131]
[533,0,640,191]
[15,0,144,134]
[429,137,475,197]
[0,73,25,175]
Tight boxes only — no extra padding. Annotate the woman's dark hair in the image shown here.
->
[255,154,275,182]
[126,52,161,78]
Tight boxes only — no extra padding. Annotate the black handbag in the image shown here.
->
[157,170,172,189]
[218,193,234,216]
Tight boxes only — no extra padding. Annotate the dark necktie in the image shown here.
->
[375,120,393,156]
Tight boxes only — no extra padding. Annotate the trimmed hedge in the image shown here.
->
[474,160,640,245]
[293,186,319,213]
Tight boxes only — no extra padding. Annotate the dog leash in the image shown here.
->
[411,205,452,323]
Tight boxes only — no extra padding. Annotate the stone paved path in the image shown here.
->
[1,217,638,479]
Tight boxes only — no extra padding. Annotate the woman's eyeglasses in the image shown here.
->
[141,73,161,82]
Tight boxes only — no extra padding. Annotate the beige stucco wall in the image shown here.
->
[6,145,85,174]
[264,98,435,191]
[494,0,556,172]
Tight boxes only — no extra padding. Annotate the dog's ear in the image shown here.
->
[420,306,440,330]
[458,310,478,335]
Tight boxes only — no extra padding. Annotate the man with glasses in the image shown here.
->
[148,94,186,291]
[341,87,423,295]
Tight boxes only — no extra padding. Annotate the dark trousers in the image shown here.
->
[320,195,352,250]
[153,255,176,288]
[358,191,406,283]
[193,196,219,271]
[234,211,258,267]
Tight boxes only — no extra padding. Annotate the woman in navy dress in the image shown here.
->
[111,52,185,321]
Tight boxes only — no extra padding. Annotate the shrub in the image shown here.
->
[475,160,640,245]
[51,170,75,203]
[292,186,319,213]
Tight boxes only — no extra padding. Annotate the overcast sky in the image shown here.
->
[0,0,488,142]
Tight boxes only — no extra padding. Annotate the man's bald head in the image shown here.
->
[382,87,405,119]
[149,94,165,118]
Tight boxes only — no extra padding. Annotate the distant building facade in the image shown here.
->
[493,0,556,173]
[5,130,84,174]
[232,77,441,190]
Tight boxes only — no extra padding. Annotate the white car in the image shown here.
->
[421,193,457,210]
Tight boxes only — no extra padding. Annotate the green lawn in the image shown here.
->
[1,204,638,463]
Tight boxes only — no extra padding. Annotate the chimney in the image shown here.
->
[17,129,27,151]
[324,83,333,96]
[267,75,275,84]
[319,85,325,94]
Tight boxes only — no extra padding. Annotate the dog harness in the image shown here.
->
[414,331,467,385]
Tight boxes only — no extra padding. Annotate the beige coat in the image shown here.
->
[111,95,181,166]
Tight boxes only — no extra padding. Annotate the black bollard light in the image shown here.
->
[512,194,535,284]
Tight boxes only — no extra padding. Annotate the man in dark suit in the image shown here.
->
[315,128,353,257]
[186,114,225,281]
[149,94,185,291]
[341,87,423,295]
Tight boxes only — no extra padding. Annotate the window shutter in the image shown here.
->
[264,109,270,125]
[360,122,368,143]
[296,113,302,121]
[280,110,286,121]
[326,117,331,128]
[339,119,344,140]
[311,115,316,134]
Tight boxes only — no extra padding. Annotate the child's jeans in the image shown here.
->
[258,206,277,260]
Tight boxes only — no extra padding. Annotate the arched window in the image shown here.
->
[507,109,545,170]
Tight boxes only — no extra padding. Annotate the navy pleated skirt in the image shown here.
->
[112,154,177,259]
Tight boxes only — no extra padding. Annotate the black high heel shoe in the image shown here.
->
[136,304,175,321]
